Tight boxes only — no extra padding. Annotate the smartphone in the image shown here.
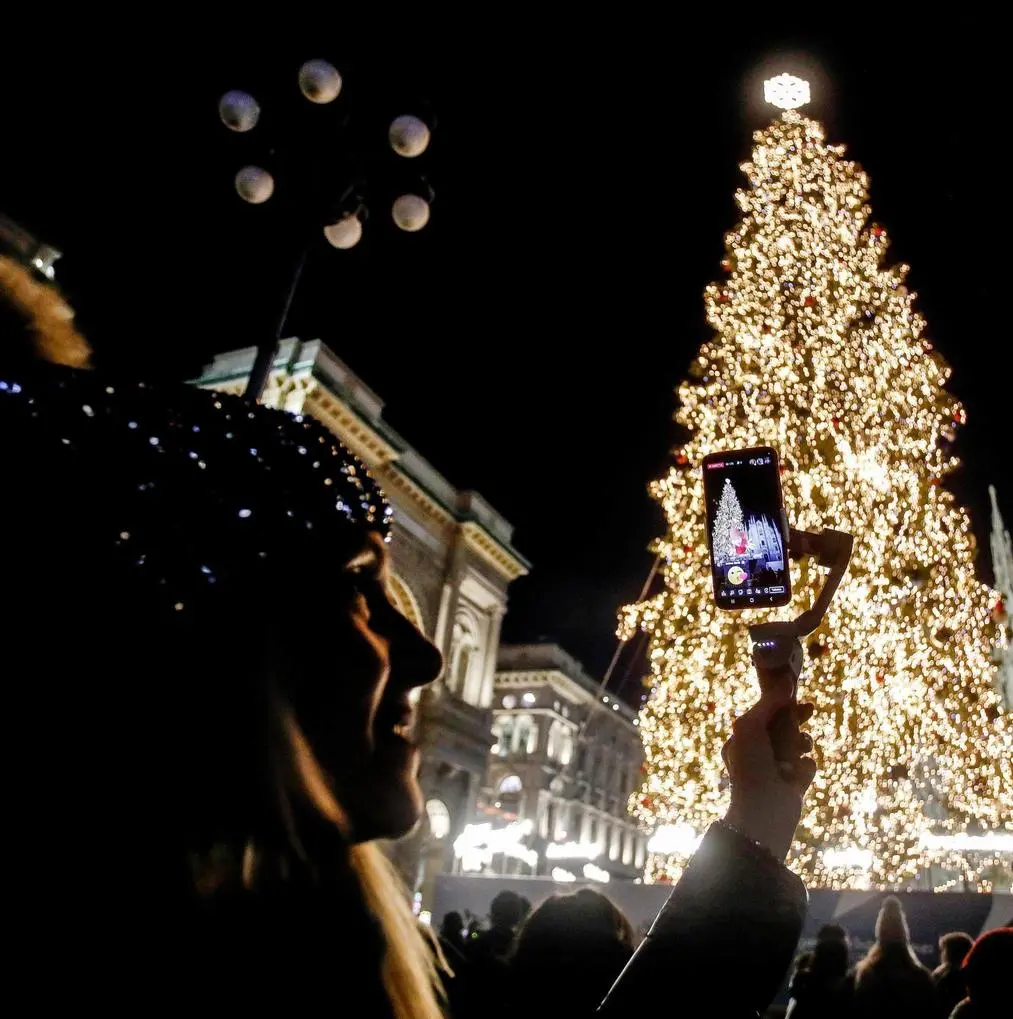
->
[703,446,791,610]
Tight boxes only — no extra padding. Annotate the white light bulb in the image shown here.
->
[298,59,342,104]
[389,114,430,157]
[218,90,260,132]
[323,214,363,250]
[234,166,274,204]
[392,194,430,232]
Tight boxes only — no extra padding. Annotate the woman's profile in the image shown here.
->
[1,245,446,1017]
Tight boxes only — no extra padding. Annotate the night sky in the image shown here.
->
[3,26,1010,704]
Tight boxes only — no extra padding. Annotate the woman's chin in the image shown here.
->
[347,771,424,843]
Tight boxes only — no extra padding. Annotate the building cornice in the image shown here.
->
[461,521,529,581]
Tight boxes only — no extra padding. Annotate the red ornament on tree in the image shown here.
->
[675,451,689,466]
[871,225,885,238]
[640,795,653,808]
[721,258,733,272]
[705,701,716,713]
[875,672,885,685]
[804,295,815,307]
[992,598,1008,624]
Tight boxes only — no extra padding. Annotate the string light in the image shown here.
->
[623,107,1013,891]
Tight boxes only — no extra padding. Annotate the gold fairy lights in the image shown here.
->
[624,108,1012,891]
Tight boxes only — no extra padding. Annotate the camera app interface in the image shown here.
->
[704,450,790,609]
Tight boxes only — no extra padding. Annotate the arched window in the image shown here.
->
[547,720,560,760]
[447,613,483,705]
[425,799,451,840]
[514,714,538,756]
[497,774,522,818]
[491,716,513,757]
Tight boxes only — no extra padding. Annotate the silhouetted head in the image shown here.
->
[939,931,973,967]
[962,928,1013,1007]
[817,923,848,945]
[512,888,634,1016]
[489,890,526,932]
[440,911,464,942]
[810,937,849,980]
[1,357,443,884]
[875,896,910,946]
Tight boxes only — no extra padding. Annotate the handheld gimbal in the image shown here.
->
[749,526,854,766]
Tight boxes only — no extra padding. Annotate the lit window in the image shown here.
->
[499,774,523,794]
[522,692,536,706]
[502,694,517,709]
[425,799,451,840]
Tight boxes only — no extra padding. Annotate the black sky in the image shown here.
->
[2,24,1010,701]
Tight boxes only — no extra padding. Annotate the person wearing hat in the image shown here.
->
[950,926,1013,1018]
[1,240,446,1016]
[2,236,818,1018]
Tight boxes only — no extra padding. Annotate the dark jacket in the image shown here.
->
[596,821,807,1017]
[934,963,968,1019]
[785,965,852,1018]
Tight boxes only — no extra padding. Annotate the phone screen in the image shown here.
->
[703,446,791,610]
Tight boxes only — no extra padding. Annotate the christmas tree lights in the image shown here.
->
[623,85,1012,890]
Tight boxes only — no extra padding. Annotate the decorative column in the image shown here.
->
[478,604,505,708]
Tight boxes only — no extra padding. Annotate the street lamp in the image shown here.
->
[218,58,435,403]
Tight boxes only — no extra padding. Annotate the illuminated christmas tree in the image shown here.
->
[622,74,1013,890]
[712,479,748,566]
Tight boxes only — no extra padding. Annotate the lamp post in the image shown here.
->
[218,59,435,404]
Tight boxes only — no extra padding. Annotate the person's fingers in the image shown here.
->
[795,731,814,755]
[796,702,815,723]
[795,756,817,792]
[736,675,795,732]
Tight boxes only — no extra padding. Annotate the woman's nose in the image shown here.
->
[389,609,443,691]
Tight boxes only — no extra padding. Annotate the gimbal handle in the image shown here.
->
[748,527,854,767]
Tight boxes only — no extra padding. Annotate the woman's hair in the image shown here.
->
[855,896,923,978]
[1,271,444,1019]
[0,254,90,368]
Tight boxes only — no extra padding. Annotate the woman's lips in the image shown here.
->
[376,700,417,748]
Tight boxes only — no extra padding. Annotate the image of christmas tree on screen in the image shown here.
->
[620,74,1012,890]
[711,478,784,571]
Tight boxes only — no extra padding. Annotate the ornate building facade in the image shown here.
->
[196,339,528,895]
[456,642,647,883]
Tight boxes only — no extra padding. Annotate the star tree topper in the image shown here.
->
[764,73,811,111]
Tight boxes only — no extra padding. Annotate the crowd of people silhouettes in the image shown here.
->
[434,893,1010,1018]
